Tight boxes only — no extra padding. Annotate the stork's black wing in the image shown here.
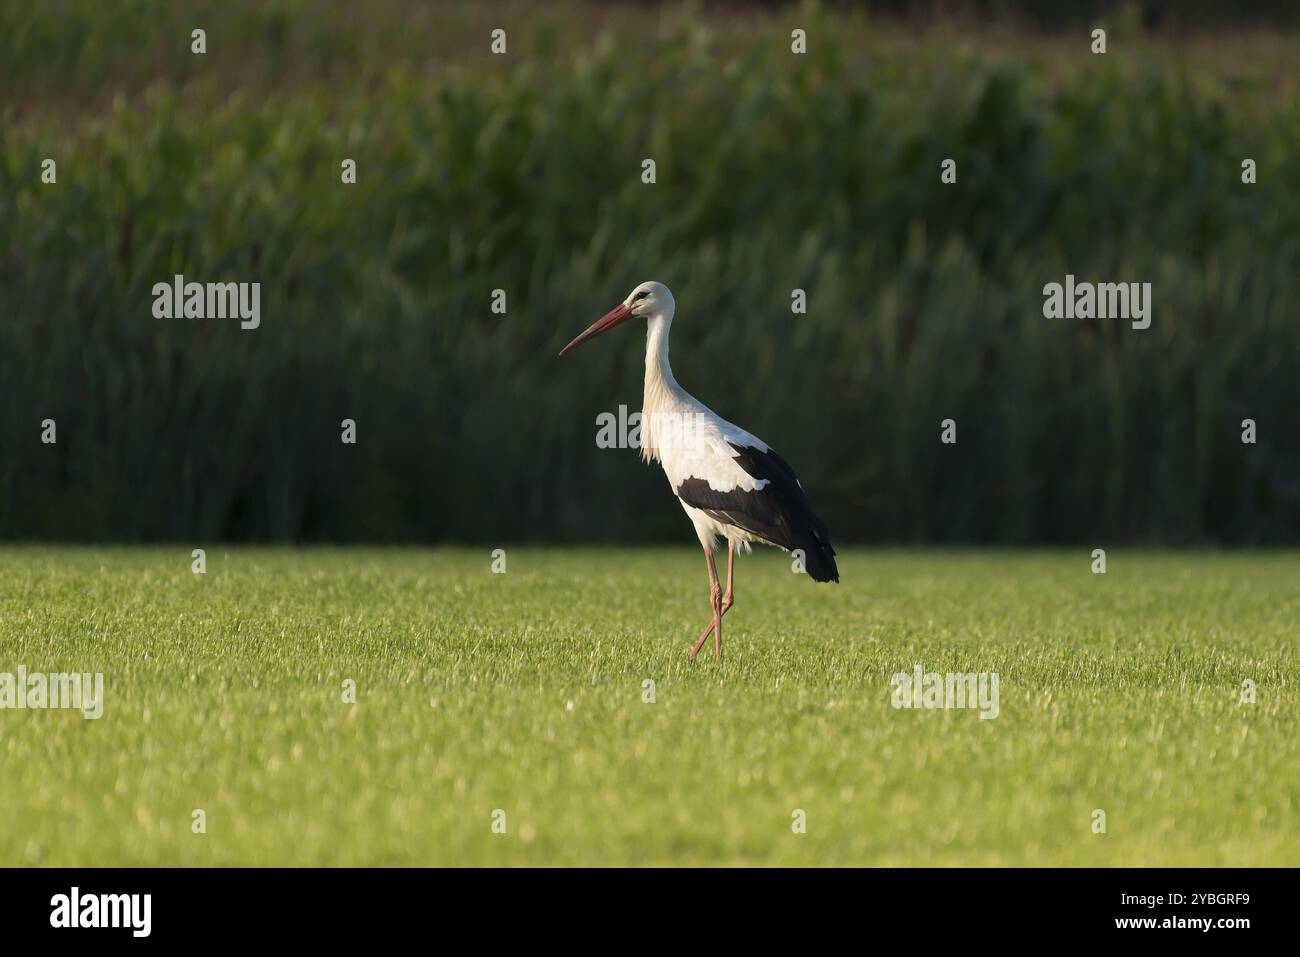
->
[674,442,839,582]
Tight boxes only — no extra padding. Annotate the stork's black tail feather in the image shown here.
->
[799,523,839,583]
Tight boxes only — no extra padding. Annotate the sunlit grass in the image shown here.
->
[1,547,1296,865]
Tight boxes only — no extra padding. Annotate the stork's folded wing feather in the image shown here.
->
[674,442,839,583]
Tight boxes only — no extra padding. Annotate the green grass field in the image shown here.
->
[2,547,1296,866]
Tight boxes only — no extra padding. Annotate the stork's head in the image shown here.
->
[558,281,675,357]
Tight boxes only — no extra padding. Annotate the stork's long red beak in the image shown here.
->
[558,303,634,357]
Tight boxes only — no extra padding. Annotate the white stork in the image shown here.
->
[560,281,838,663]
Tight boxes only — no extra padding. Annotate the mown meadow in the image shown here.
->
[2,546,1296,866]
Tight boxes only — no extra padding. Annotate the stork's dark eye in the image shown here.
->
[634,291,650,301]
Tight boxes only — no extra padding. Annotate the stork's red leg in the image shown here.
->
[723,537,735,612]
[690,539,735,662]
[712,550,724,663]
[689,615,713,661]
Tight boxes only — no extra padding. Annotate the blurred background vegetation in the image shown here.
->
[2,0,1299,545]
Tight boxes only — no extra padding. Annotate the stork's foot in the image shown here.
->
[688,589,733,662]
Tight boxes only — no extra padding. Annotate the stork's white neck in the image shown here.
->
[644,314,679,390]
[641,313,692,463]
